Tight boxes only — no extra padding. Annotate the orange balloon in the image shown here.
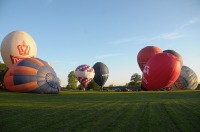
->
[4,58,60,94]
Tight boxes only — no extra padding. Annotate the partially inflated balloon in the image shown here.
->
[4,58,60,94]
[75,64,95,87]
[168,66,198,90]
[137,46,162,71]
[163,49,183,66]
[142,53,181,90]
[1,31,37,68]
[93,62,109,87]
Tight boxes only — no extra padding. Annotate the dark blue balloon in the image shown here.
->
[163,49,183,65]
[93,62,109,87]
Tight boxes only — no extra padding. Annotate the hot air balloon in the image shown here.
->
[137,46,162,71]
[168,66,198,90]
[1,31,37,68]
[142,53,181,90]
[163,49,183,66]
[4,58,60,94]
[93,62,109,89]
[75,64,95,90]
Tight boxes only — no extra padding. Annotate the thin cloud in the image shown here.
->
[95,53,121,59]
[49,60,79,66]
[107,31,184,45]
[106,31,185,45]
[106,16,199,45]
[149,16,200,40]
[107,38,136,45]
[106,37,147,45]
[161,32,184,40]
[150,31,184,41]
[180,16,200,29]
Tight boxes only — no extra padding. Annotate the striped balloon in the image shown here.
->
[4,58,60,94]
[168,65,198,90]
[75,64,95,87]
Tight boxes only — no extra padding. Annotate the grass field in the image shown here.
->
[0,90,200,132]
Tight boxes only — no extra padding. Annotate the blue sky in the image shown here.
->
[0,0,200,87]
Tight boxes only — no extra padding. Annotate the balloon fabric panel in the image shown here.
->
[14,75,37,85]
[37,58,51,67]
[179,76,189,88]
[9,82,38,92]
[37,66,54,77]
[18,59,42,69]
[12,66,37,75]
[4,75,14,87]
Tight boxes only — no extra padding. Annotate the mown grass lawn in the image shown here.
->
[0,90,200,132]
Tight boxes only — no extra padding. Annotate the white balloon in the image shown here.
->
[1,31,37,68]
[75,64,95,87]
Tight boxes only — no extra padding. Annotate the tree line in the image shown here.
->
[65,71,142,91]
[0,62,142,90]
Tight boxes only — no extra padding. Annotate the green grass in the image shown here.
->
[0,90,200,132]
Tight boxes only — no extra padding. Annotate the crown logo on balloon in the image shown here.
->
[17,41,30,56]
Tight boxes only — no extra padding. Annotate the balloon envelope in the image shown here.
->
[4,58,60,94]
[168,66,198,90]
[1,31,37,68]
[163,49,183,66]
[137,46,162,71]
[142,53,181,90]
[75,64,95,87]
[93,62,109,87]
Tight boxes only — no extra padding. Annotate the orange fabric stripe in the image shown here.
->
[7,67,15,75]
[40,60,51,67]
[13,66,37,75]
[10,81,38,92]
[26,58,44,67]
[4,76,14,91]
[38,59,51,67]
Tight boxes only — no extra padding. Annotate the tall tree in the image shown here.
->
[67,71,78,90]
[129,73,141,86]
[0,61,8,89]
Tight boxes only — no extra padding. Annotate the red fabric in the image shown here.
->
[137,46,162,71]
[142,53,181,90]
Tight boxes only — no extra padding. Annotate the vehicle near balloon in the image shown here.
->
[1,31,37,68]
[93,62,109,89]
[75,64,95,90]
[163,49,183,66]
[137,46,162,71]
[167,66,198,90]
[4,58,60,94]
[142,53,181,90]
